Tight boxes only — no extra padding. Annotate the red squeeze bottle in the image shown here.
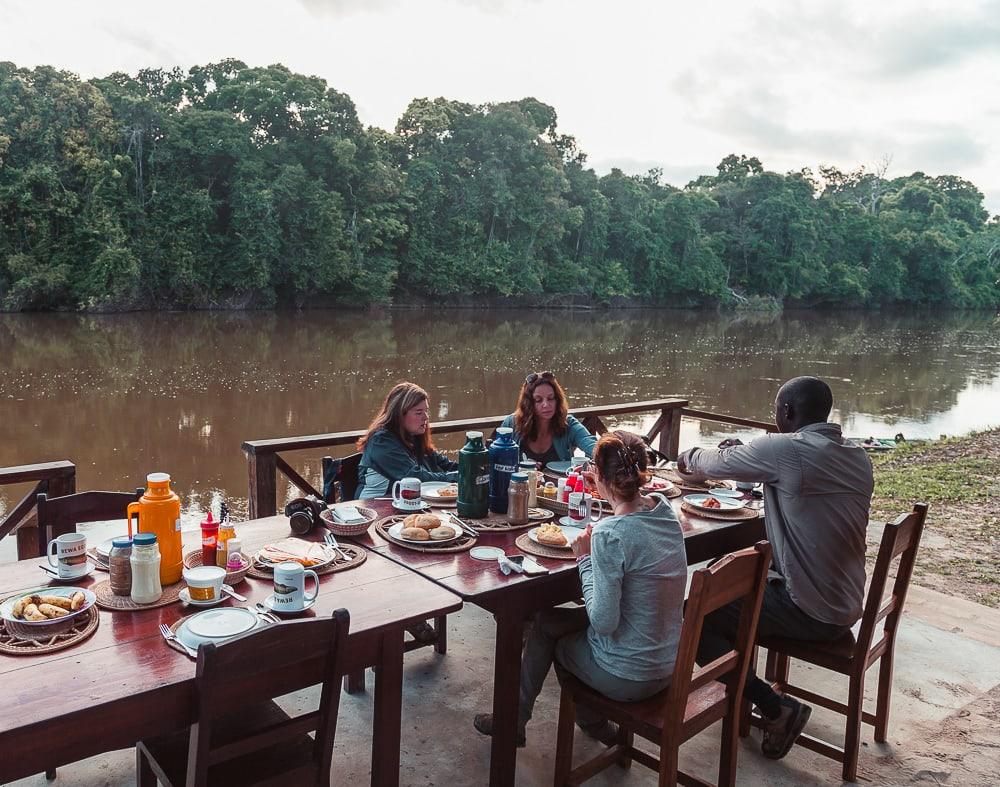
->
[200,509,219,567]
[563,473,578,503]
[574,474,585,494]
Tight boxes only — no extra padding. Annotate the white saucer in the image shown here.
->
[43,565,94,583]
[558,516,589,528]
[179,588,227,607]
[262,593,316,615]
[470,546,506,561]
[392,502,431,513]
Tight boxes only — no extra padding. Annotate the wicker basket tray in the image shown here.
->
[320,505,379,537]
[183,550,251,585]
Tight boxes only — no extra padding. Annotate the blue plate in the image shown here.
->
[545,461,574,475]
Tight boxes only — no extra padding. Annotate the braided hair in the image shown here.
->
[593,430,649,501]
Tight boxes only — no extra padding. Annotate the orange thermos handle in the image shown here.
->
[126,501,141,538]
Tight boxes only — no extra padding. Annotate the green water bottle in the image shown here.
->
[458,431,490,519]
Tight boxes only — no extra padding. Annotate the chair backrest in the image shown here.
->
[35,489,144,557]
[855,503,928,657]
[186,609,351,787]
[661,541,772,745]
[322,453,362,503]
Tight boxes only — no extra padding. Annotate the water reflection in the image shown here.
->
[1,308,998,530]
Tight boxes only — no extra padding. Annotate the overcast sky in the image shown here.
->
[2,0,999,213]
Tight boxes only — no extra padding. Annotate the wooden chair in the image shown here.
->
[324,452,447,693]
[748,503,928,781]
[136,609,350,787]
[552,541,772,787]
[35,489,143,558]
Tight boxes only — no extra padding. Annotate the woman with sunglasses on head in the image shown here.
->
[473,430,687,746]
[356,381,458,500]
[500,371,597,465]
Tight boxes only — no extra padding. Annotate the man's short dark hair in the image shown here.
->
[778,376,833,423]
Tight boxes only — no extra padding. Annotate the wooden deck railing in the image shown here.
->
[0,461,77,560]
[242,398,778,519]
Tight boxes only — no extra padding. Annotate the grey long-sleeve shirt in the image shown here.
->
[679,422,874,627]
[577,498,687,681]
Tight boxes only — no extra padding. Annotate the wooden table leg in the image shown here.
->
[489,611,525,787]
[371,628,404,787]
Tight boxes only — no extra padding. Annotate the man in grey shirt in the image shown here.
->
[678,376,874,760]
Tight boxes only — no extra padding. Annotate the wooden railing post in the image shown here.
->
[658,407,682,460]
[246,450,277,519]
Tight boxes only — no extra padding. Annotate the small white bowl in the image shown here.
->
[183,565,226,604]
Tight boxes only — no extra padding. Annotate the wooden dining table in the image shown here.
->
[0,516,462,786]
[347,496,767,787]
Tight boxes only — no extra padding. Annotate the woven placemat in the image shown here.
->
[183,550,251,585]
[514,533,577,561]
[537,496,613,516]
[93,578,184,611]
[374,517,476,553]
[246,543,367,581]
[163,614,275,658]
[680,501,762,521]
[0,605,100,655]
[460,508,553,532]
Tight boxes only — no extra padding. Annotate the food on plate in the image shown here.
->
[702,497,722,509]
[403,513,441,531]
[256,538,331,567]
[527,508,550,519]
[537,523,568,547]
[434,485,458,498]
[8,592,86,621]
[400,526,430,541]
[705,480,728,490]
[428,525,456,541]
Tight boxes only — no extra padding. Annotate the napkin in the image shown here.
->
[333,506,366,524]
[497,555,523,575]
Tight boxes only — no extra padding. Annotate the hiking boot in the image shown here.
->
[761,696,811,760]
[473,713,526,747]
[579,720,623,747]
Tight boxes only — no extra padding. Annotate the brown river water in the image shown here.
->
[2,308,999,559]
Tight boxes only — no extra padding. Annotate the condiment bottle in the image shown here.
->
[543,481,557,499]
[215,520,236,567]
[225,537,243,570]
[200,509,219,567]
[557,478,568,503]
[488,427,520,514]
[130,532,162,604]
[109,537,133,596]
[127,473,183,585]
[518,460,538,507]
[506,472,530,525]
[458,431,490,519]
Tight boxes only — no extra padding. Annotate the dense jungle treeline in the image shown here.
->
[1,60,998,311]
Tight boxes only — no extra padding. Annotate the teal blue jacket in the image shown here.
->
[499,413,597,461]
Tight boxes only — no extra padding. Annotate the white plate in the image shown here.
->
[185,607,259,640]
[96,536,129,558]
[470,546,506,561]
[707,488,742,499]
[529,524,585,548]
[262,593,316,615]
[179,588,228,607]
[0,585,97,626]
[683,494,745,512]
[421,481,459,500]
[253,543,336,571]
[177,609,265,649]
[392,501,431,513]
[388,516,462,545]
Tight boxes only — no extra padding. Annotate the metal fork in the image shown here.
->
[159,623,198,659]
[323,531,349,562]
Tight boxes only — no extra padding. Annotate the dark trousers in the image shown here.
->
[696,580,849,718]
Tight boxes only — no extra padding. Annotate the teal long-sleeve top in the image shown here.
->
[356,429,458,499]
[499,413,597,460]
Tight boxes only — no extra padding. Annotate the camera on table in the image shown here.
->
[284,495,325,535]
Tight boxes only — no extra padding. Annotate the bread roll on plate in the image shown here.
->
[400,526,430,541]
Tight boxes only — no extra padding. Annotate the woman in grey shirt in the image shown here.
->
[474,430,687,746]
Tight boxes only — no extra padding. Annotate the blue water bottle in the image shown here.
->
[489,427,520,514]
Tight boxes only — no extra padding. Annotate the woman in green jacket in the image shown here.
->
[499,371,597,465]
[356,382,458,500]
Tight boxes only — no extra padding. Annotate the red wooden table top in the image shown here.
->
[0,516,462,742]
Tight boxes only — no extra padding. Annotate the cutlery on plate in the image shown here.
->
[159,623,198,659]
[448,514,479,537]
[323,532,350,562]
[39,565,60,578]
[220,585,247,602]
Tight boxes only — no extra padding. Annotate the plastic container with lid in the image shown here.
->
[109,537,133,596]
[518,460,538,507]
[215,521,236,568]
[506,472,530,525]
[200,509,219,567]
[225,537,244,570]
[130,532,162,604]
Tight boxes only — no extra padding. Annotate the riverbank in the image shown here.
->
[870,428,1000,607]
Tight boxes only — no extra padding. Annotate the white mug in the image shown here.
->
[392,477,423,510]
[47,532,88,579]
[568,493,602,526]
[272,562,319,612]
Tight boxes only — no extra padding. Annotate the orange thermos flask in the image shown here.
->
[127,473,183,585]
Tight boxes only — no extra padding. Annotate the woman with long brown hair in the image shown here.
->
[356,382,458,500]
[474,430,686,747]
[499,371,597,464]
